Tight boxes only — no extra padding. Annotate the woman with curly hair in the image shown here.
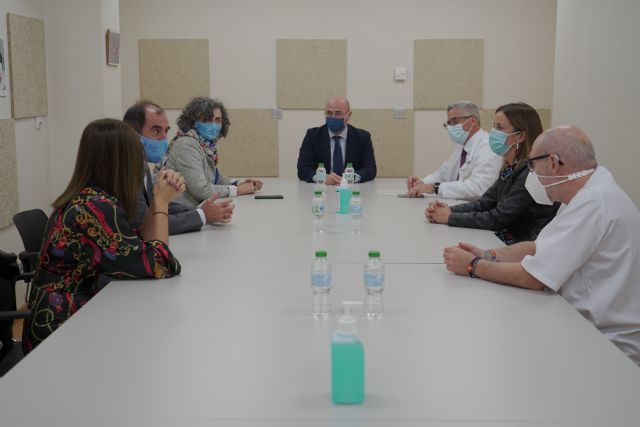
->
[160,97,263,207]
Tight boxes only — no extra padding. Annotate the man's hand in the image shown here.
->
[406,176,422,190]
[406,183,434,198]
[443,245,476,276]
[457,242,485,258]
[325,172,342,185]
[201,194,235,223]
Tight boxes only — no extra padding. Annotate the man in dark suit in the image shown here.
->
[124,101,235,235]
[297,97,377,185]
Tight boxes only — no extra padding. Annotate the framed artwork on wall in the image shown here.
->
[106,30,120,66]
[0,38,7,96]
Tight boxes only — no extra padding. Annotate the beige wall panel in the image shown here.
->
[480,108,551,132]
[7,13,48,119]
[0,119,18,228]
[414,39,483,110]
[277,39,346,109]
[139,39,209,109]
[350,109,414,178]
[217,109,278,177]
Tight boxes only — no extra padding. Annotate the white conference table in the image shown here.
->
[1,178,639,427]
[170,178,501,265]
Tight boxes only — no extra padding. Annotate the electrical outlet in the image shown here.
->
[394,108,405,119]
[35,116,44,130]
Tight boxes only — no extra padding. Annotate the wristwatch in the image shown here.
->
[433,182,440,194]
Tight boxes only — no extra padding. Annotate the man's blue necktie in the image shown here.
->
[332,135,344,175]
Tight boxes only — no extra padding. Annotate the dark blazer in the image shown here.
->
[131,167,204,235]
[448,163,560,243]
[297,124,377,183]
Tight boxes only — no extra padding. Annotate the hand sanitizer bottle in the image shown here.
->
[331,301,364,404]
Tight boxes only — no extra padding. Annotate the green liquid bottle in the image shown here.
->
[331,301,364,404]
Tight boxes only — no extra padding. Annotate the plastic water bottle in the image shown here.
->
[311,191,325,232]
[344,163,355,185]
[315,163,326,185]
[363,251,385,318]
[311,250,331,318]
[350,191,362,233]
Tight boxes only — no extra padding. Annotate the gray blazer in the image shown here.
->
[163,134,236,208]
[131,167,203,235]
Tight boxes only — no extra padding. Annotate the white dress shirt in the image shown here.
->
[521,166,640,366]
[422,129,501,201]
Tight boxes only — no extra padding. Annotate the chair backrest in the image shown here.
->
[12,209,49,253]
[0,251,19,356]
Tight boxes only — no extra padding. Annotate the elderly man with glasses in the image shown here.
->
[442,125,640,366]
[406,100,501,199]
[297,96,377,185]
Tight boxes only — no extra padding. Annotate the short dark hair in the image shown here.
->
[123,100,164,133]
[53,119,145,219]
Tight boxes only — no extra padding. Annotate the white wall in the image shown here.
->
[120,0,557,178]
[0,0,121,254]
[553,0,640,206]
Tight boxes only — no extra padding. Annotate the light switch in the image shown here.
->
[272,108,283,119]
[35,116,44,130]
[394,67,407,81]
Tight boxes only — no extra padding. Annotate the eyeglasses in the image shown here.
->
[325,110,348,118]
[526,153,564,172]
[442,116,472,129]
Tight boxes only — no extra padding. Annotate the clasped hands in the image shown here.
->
[443,242,484,276]
[425,199,452,224]
[237,178,264,195]
[405,176,434,198]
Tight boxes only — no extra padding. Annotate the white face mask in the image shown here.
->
[525,168,596,205]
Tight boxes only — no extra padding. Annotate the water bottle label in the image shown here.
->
[364,272,384,288]
[311,272,331,288]
[350,204,362,214]
[312,203,325,214]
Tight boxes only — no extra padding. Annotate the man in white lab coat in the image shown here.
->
[406,100,501,200]
[443,125,640,366]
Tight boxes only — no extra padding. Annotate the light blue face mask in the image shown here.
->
[488,128,521,156]
[446,122,470,145]
[140,135,168,163]
[195,121,222,141]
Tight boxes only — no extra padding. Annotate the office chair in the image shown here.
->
[12,208,48,301]
[0,249,33,377]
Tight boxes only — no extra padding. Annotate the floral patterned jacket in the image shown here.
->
[23,186,181,353]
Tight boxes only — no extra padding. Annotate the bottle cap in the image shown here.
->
[337,301,362,335]
[347,162,353,167]
[314,191,323,196]
[318,163,324,167]
[368,250,380,258]
[352,191,360,196]
[315,250,327,258]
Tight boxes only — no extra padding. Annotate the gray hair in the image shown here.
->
[177,96,230,138]
[447,101,481,125]
[535,125,597,170]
